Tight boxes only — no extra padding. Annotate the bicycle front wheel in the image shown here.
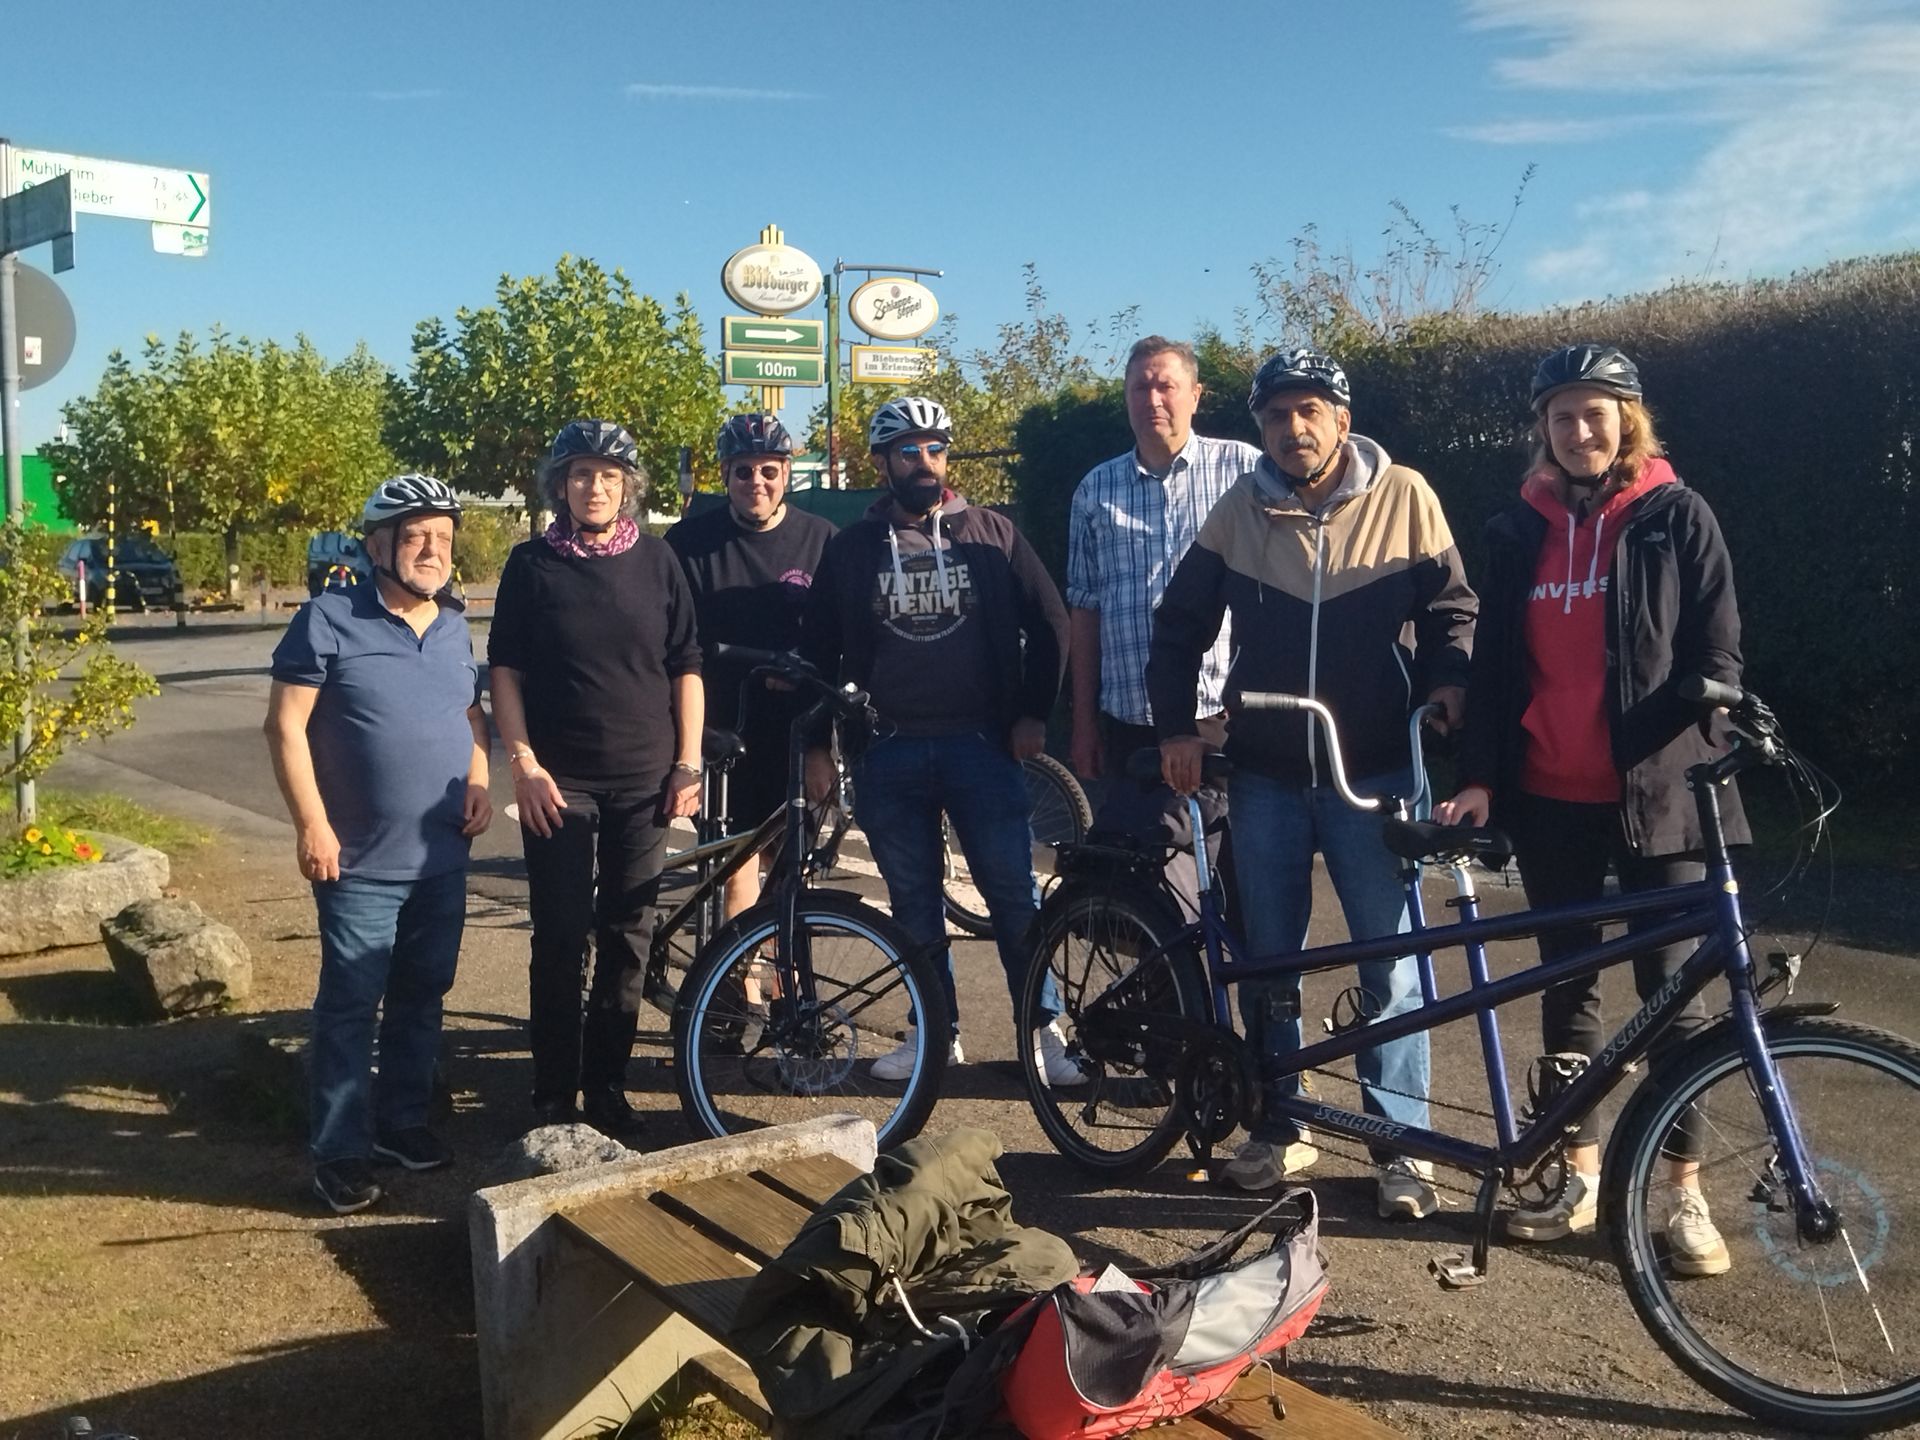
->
[1605,1016,1920,1433]
[1017,886,1207,1177]
[673,890,950,1151]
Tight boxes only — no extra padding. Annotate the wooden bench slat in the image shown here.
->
[681,1349,773,1431]
[1192,1365,1402,1438]
[755,1152,863,1209]
[560,1197,758,1339]
[657,1171,816,1266]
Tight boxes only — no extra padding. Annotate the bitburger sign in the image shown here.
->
[847,276,939,341]
[721,242,824,316]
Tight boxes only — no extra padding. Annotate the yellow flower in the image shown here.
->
[22,827,41,843]
[64,831,76,844]
[37,842,52,855]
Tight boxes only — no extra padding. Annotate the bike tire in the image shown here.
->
[1603,1015,1920,1434]
[673,889,951,1151]
[1016,884,1207,1177]
[942,754,1097,937]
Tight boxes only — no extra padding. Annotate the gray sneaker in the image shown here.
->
[1220,1135,1318,1191]
[1506,1170,1599,1242]
[1377,1158,1440,1220]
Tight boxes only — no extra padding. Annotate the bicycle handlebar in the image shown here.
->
[1235,692,1383,812]
[708,644,871,721]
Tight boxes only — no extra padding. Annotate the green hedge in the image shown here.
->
[1012,254,1920,796]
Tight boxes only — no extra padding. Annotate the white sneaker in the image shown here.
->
[871,1030,962,1082]
[1220,1135,1318,1191]
[1377,1158,1441,1220]
[1665,1186,1731,1277]
[1505,1170,1599,1242]
[1032,1020,1088,1088]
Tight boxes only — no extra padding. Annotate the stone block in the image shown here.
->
[0,834,168,956]
[102,896,251,1018]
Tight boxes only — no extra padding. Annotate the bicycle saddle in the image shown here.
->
[702,727,746,766]
[1124,746,1232,788]
[1382,819,1511,869]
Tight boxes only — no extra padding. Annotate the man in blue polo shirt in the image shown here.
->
[266,475,493,1214]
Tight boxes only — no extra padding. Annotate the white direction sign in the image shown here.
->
[11,148,211,229]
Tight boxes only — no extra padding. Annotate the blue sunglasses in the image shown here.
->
[895,441,949,459]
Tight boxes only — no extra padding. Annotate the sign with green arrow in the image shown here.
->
[724,349,825,387]
[723,315,824,352]
[11,148,210,228]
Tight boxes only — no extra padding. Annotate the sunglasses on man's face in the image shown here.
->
[730,462,785,483]
[895,441,948,460]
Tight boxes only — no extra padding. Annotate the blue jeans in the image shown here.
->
[309,868,466,1165]
[852,731,1058,1032]
[1231,768,1430,1155]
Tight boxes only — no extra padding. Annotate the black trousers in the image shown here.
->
[1507,792,1708,1151]
[1093,713,1229,923]
[522,783,669,1103]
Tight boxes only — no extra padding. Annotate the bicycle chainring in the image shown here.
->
[1508,1146,1570,1210]
[1177,1031,1256,1147]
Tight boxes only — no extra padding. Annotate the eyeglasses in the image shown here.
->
[895,441,948,459]
[567,471,625,492]
[730,462,785,483]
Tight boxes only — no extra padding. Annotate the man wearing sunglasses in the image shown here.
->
[666,413,835,921]
[801,396,1076,1086]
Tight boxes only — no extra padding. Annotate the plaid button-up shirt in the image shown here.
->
[1067,432,1261,726]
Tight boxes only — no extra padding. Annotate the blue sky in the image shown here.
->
[11,0,1920,450]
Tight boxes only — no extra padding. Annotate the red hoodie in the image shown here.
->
[1518,458,1676,803]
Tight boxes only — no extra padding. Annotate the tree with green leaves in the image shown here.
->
[386,255,727,519]
[0,524,158,817]
[50,331,396,593]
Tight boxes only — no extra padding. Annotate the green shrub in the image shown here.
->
[453,508,519,584]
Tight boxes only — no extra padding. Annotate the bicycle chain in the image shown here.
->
[1290,1065,1532,1203]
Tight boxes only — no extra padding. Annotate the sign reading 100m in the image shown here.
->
[723,350,825,387]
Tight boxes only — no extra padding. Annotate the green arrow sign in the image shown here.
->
[723,315,824,351]
[724,349,825,387]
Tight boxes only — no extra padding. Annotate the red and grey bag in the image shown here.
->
[998,1189,1327,1439]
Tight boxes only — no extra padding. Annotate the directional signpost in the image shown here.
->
[723,315,823,352]
[1,139,215,820]
[724,350,825,387]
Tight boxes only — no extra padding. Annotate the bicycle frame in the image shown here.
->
[1126,715,1835,1251]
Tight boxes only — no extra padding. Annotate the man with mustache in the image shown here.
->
[1148,351,1477,1219]
[802,397,1078,1087]
[1066,335,1260,917]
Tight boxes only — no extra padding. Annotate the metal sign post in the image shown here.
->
[0,139,212,821]
[827,261,944,487]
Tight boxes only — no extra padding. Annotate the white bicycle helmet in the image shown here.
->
[868,396,952,450]
[358,473,462,533]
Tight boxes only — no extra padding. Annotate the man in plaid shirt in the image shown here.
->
[1066,336,1261,914]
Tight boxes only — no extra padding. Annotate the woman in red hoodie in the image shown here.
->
[1438,344,1746,1273]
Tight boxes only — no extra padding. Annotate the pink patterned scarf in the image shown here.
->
[543,514,640,559]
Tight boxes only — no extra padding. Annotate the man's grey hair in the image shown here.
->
[1125,335,1200,382]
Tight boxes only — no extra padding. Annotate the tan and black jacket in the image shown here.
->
[1147,437,1477,785]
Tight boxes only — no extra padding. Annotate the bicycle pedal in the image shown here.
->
[1428,1252,1487,1289]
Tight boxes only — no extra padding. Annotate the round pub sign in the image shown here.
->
[721,242,824,316]
[848,277,939,341]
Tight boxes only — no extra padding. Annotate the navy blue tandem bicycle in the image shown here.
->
[1014,679,1920,1434]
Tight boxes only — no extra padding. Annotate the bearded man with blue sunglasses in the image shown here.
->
[801,396,1077,1086]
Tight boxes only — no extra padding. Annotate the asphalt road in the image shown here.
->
[47,615,1920,1438]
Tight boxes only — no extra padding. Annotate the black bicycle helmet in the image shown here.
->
[1530,344,1642,412]
[717,413,795,462]
[544,419,639,477]
[1248,349,1352,413]
[358,473,462,533]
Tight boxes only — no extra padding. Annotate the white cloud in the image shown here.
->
[1461,0,1920,293]
[1446,117,1635,145]
[623,83,818,102]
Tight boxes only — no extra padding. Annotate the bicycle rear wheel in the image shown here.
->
[943,754,1096,937]
[673,889,950,1151]
[1604,1016,1920,1433]
[1017,886,1207,1177]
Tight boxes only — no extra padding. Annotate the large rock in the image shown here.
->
[102,896,252,1018]
[0,833,168,955]
[495,1123,636,1183]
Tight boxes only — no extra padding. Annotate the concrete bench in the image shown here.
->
[471,1112,1398,1439]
